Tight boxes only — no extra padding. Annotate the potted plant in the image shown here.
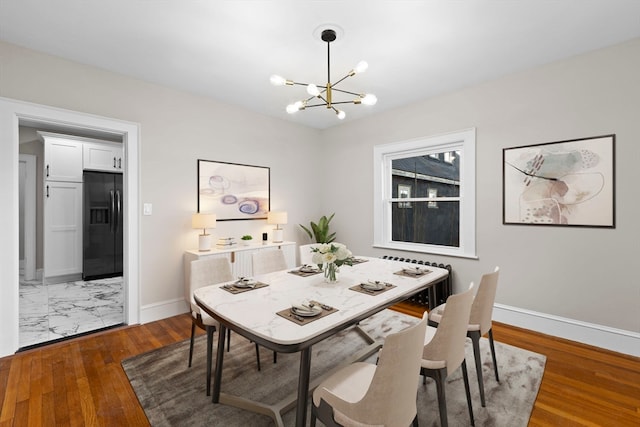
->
[300,213,336,243]
[241,235,253,246]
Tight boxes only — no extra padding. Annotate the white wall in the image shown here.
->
[322,38,640,337]
[0,41,322,355]
[1,38,638,356]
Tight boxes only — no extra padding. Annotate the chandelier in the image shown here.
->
[270,29,377,120]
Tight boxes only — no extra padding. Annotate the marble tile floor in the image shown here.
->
[19,276,124,349]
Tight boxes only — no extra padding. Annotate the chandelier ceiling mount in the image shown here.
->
[270,28,377,120]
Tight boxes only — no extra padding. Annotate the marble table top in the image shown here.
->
[194,256,448,349]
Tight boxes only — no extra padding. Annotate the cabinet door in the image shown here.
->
[83,142,124,172]
[44,138,83,182]
[44,182,83,278]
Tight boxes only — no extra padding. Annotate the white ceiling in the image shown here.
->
[1,0,639,129]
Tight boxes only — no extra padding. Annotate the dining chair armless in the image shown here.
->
[421,284,475,427]
[428,266,500,407]
[298,243,320,266]
[186,256,262,395]
[310,312,428,427]
[251,249,288,275]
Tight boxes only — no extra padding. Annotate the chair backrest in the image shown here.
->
[423,284,474,376]
[469,266,500,335]
[326,313,429,427]
[252,249,287,275]
[186,257,233,312]
[298,243,319,266]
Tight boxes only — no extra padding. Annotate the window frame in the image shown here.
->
[373,128,477,259]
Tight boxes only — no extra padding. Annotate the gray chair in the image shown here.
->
[185,256,261,395]
[428,267,500,407]
[421,284,476,427]
[252,249,288,275]
[311,313,429,427]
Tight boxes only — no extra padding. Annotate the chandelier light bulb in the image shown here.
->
[270,75,287,86]
[354,61,369,74]
[361,93,378,105]
[336,110,346,120]
[307,84,320,96]
[286,102,301,114]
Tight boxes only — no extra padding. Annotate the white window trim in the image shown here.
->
[373,128,477,259]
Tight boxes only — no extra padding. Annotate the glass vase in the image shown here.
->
[324,262,339,284]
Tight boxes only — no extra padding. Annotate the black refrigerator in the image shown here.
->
[83,171,123,280]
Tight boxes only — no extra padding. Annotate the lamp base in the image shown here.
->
[272,228,284,243]
[198,234,212,251]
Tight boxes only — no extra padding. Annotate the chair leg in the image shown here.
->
[226,328,231,352]
[273,351,277,364]
[488,328,500,382]
[469,330,486,407]
[461,360,475,426]
[205,325,215,396]
[255,343,262,371]
[433,368,448,427]
[188,321,196,368]
[412,414,419,427]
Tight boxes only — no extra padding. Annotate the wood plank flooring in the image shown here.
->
[1,304,639,426]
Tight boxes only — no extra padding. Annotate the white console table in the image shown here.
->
[183,241,296,288]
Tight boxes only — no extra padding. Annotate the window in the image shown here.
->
[373,129,476,258]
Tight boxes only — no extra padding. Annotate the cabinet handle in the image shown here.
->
[118,157,122,169]
[46,164,49,177]
[113,157,117,168]
[46,185,49,198]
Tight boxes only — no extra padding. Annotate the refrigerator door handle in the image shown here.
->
[115,190,121,233]
[110,190,115,234]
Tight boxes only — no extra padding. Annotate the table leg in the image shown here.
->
[212,324,226,403]
[295,346,312,427]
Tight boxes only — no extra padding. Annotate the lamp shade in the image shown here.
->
[192,213,217,230]
[267,211,288,225]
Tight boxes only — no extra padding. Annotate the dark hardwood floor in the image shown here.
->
[1,304,638,426]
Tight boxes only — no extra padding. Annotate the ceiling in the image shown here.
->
[1,1,639,130]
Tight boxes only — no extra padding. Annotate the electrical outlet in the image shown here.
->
[143,203,152,215]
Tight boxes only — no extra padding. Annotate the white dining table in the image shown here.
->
[194,256,449,427]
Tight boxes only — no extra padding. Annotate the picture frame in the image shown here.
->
[503,134,615,228]
[197,159,270,221]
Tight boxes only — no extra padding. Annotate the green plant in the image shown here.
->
[299,213,336,243]
[241,235,253,241]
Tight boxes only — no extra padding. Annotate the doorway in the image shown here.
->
[0,97,140,357]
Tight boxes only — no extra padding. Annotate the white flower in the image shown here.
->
[310,242,354,267]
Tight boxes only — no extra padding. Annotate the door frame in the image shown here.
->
[0,97,140,357]
[18,154,36,281]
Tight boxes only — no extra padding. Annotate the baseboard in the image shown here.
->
[140,297,188,324]
[493,303,640,357]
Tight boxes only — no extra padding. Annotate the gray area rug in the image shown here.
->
[122,310,545,426]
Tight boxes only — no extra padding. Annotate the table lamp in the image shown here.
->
[267,211,287,243]
[192,213,217,251]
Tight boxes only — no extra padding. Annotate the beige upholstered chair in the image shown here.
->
[421,284,475,427]
[310,313,428,427]
[428,267,500,407]
[186,257,261,395]
[252,249,288,275]
[298,243,319,266]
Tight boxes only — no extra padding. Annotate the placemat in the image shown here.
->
[220,282,269,294]
[349,283,397,296]
[276,302,338,325]
[350,258,369,265]
[393,268,432,278]
[288,268,322,277]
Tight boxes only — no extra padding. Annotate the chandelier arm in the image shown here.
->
[331,88,362,97]
[305,103,330,109]
[331,74,353,87]
[328,101,359,106]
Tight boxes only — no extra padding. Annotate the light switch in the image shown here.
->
[143,203,153,215]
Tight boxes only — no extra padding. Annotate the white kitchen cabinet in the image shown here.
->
[183,242,296,291]
[41,133,83,182]
[44,181,83,279]
[83,141,123,172]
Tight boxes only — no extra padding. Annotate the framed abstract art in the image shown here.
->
[197,159,270,221]
[503,135,615,228]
